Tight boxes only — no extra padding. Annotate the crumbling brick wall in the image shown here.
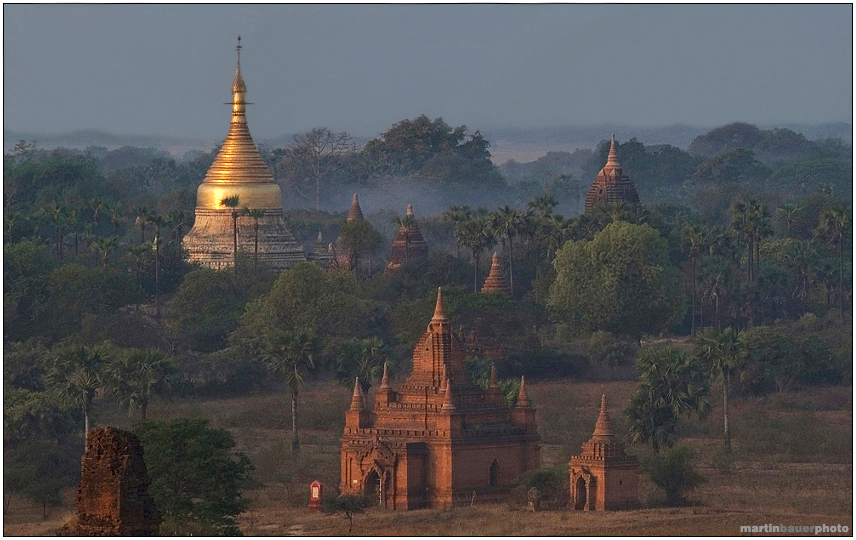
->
[63,426,160,536]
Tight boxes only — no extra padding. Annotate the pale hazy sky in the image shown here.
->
[3,4,852,140]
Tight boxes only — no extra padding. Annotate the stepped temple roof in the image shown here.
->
[584,134,640,211]
[385,204,429,275]
[340,288,540,509]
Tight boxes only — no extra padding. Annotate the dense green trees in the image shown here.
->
[549,222,686,338]
[134,419,253,535]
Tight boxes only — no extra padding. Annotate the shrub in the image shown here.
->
[645,445,706,506]
[510,466,568,508]
[134,418,254,536]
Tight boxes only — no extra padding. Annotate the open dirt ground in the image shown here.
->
[4,381,852,536]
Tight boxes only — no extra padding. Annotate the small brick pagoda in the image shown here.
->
[584,134,640,212]
[481,252,510,295]
[385,204,429,275]
[340,288,540,509]
[569,395,638,511]
[64,427,160,536]
[183,38,306,270]
[332,193,366,270]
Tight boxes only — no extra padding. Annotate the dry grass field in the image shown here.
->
[4,380,852,536]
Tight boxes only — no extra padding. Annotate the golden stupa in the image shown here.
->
[183,38,306,270]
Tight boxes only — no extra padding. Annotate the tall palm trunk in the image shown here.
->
[154,234,161,322]
[472,249,481,293]
[232,212,239,276]
[253,221,260,272]
[691,253,697,336]
[723,369,731,452]
[291,389,300,452]
[508,236,514,297]
[839,236,845,324]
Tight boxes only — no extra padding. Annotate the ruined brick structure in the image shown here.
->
[481,252,510,295]
[183,39,306,270]
[584,134,640,211]
[340,288,540,509]
[306,229,334,269]
[385,204,429,275]
[569,396,638,511]
[67,427,160,535]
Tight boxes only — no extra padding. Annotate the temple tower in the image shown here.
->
[340,288,540,510]
[334,194,365,270]
[481,252,510,295]
[584,134,640,212]
[385,204,429,275]
[569,395,638,510]
[183,38,306,270]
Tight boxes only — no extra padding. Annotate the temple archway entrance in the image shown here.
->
[364,471,380,506]
[575,477,587,510]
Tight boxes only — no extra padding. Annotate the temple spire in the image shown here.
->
[592,394,614,438]
[488,363,498,389]
[605,133,620,171]
[406,204,414,217]
[380,362,390,389]
[232,36,246,94]
[441,377,456,411]
[516,376,530,408]
[433,287,448,322]
[347,193,364,222]
[350,378,364,410]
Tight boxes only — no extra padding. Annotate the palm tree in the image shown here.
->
[442,205,473,259]
[816,205,851,323]
[783,239,816,312]
[729,201,750,282]
[41,202,66,261]
[777,203,801,238]
[92,236,117,268]
[220,195,241,274]
[126,244,151,295]
[4,211,18,244]
[66,207,81,256]
[109,202,123,234]
[746,199,772,279]
[245,209,266,270]
[132,206,152,244]
[625,343,711,452]
[490,206,524,296]
[260,329,319,452]
[334,338,393,393]
[527,194,558,220]
[106,348,177,419]
[694,327,745,452]
[46,343,112,451]
[456,216,496,293]
[89,197,107,231]
[681,223,709,336]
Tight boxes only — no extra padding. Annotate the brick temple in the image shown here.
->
[569,395,639,510]
[385,204,429,275]
[340,288,540,509]
[331,193,366,270]
[584,134,640,211]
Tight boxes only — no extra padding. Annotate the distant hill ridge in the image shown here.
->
[5,122,850,160]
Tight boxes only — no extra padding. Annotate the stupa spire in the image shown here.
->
[605,134,620,171]
[441,377,456,411]
[350,378,364,410]
[516,376,530,408]
[432,287,448,322]
[380,362,390,389]
[406,204,414,217]
[592,394,614,438]
[481,252,510,294]
[488,363,498,389]
[347,193,364,222]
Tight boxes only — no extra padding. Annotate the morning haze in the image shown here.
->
[3,4,852,145]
